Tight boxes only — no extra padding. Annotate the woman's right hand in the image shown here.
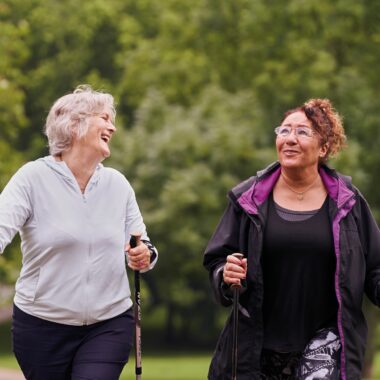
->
[223,254,247,286]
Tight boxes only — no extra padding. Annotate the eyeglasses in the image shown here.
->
[274,126,315,139]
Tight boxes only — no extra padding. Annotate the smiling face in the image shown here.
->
[74,109,116,162]
[276,111,326,171]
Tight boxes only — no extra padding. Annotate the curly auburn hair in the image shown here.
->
[283,98,347,162]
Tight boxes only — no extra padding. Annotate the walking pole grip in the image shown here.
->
[231,252,244,380]
[231,253,244,289]
[130,233,142,380]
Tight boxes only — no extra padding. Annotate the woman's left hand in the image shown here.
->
[125,241,151,271]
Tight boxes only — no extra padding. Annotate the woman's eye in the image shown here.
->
[297,128,309,136]
[280,128,290,135]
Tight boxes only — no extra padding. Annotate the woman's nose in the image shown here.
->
[108,123,117,133]
[284,129,298,142]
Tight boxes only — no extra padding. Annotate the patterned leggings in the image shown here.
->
[260,327,341,380]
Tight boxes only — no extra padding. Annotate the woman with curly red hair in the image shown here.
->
[204,99,380,379]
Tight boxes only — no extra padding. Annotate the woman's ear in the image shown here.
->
[319,143,329,158]
[70,117,84,139]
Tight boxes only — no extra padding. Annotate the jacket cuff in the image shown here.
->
[211,263,233,306]
[140,239,158,273]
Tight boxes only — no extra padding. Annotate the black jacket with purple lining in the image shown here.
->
[204,161,380,380]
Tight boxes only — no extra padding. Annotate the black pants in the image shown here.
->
[260,327,341,379]
[12,304,134,380]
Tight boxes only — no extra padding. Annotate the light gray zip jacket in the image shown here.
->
[0,156,157,325]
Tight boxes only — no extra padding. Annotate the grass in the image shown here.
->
[0,352,211,380]
[120,353,210,380]
[2,315,380,380]
[0,354,19,369]
[371,352,380,379]
[0,318,211,379]
[4,351,380,379]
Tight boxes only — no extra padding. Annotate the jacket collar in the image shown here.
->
[237,162,355,215]
[319,166,355,209]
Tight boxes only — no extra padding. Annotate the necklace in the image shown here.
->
[281,173,319,201]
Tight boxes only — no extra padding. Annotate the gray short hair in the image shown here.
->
[44,85,116,156]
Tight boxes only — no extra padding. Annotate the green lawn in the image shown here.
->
[0,354,18,369]
[0,318,211,379]
[4,308,380,379]
[0,318,213,379]
[120,354,210,380]
[4,352,380,379]
[0,353,211,380]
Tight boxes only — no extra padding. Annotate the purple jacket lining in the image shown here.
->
[237,166,356,380]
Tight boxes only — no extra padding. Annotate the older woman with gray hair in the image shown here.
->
[0,85,158,380]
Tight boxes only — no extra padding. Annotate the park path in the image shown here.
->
[0,368,24,380]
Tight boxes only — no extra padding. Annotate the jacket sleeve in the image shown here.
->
[124,184,158,272]
[203,200,242,306]
[0,165,32,254]
[357,195,380,306]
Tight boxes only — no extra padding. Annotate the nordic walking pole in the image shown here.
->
[130,233,142,380]
[231,253,244,380]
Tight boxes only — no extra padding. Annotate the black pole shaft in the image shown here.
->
[231,286,239,380]
[130,234,142,380]
[230,252,244,380]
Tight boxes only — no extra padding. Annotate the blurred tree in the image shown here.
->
[0,0,379,366]
[110,85,274,344]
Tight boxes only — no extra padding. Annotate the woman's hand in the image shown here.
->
[125,241,151,271]
[223,254,247,286]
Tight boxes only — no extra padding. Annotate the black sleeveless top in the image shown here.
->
[262,194,338,352]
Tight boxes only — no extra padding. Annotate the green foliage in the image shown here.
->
[110,86,274,343]
[1,0,380,356]
[0,5,29,143]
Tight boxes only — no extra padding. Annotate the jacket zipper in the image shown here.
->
[81,188,89,324]
[332,195,356,380]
